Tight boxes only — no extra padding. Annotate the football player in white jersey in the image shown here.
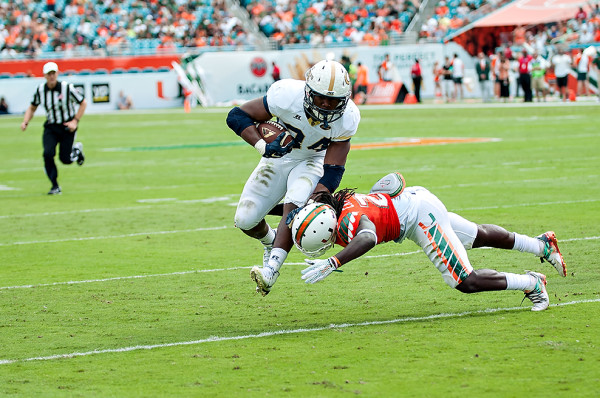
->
[226,59,360,296]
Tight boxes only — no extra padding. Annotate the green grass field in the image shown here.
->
[1,103,599,397]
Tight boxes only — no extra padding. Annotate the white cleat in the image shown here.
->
[71,142,85,165]
[523,271,549,311]
[369,172,406,198]
[250,265,279,296]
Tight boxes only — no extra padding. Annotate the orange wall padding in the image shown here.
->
[0,54,180,76]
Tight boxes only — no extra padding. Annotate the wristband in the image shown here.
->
[254,139,266,156]
[74,117,80,122]
[330,256,341,269]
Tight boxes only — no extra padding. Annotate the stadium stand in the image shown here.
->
[1,0,423,61]
[0,0,598,76]
[0,0,253,60]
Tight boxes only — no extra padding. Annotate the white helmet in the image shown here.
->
[304,60,351,127]
[291,202,338,258]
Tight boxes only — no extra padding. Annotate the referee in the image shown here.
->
[21,62,87,195]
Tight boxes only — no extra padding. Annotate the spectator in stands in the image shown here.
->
[575,7,587,22]
[518,49,533,102]
[513,25,526,46]
[475,52,492,103]
[410,58,422,103]
[117,91,133,110]
[531,50,550,102]
[578,24,595,43]
[0,97,9,114]
[452,53,464,101]
[271,61,281,82]
[552,47,572,101]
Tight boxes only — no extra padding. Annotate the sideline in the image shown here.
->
[1,298,598,366]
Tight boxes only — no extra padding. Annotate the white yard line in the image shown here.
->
[0,298,597,366]
[1,176,596,219]
[0,196,239,219]
[0,250,425,290]
[1,196,597,247]
[3,234,599,291]
[0,226,229,247]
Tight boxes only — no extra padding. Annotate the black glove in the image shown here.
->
[263,131,294,158]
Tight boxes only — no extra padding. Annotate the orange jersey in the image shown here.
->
[335,193,401,247]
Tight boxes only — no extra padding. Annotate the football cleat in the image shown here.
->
[72,142,85,166]
[523,271,549,311]
[536,231,566,277]
[47,186,62,195]
[250,265,279,296]
[369,172,406,198]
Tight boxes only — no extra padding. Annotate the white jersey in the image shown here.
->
[452,58,464,78]
[552,54,572,78]
[235,79,360,230]
[266,79,360,160]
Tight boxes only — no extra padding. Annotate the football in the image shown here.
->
[256,120,294,146]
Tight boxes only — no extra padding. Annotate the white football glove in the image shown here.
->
[301,257,340,284]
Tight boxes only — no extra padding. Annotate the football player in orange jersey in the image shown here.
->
[291,173,566,311]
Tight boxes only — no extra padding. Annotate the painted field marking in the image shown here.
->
[0,298,597,366]
[101,137,498,153]
[0,226,228,247]
[352,137,498,150]
[1,195,597,246]
[2,235,598,291]
[0,250,424,291]
[0,195,240,219]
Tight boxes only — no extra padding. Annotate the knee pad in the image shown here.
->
[234,199,263,231]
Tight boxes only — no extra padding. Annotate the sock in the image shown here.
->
[259,226,276,247]
[503,272,536,291]
[267,248,288,272]
[512,233,543,256]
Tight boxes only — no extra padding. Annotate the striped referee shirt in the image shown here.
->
[31,81,84,125]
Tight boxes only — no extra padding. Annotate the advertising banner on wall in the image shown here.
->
[191,42,477,105]
[92,83,111,103]
[1,71,183,115]
[0,43,481,114]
